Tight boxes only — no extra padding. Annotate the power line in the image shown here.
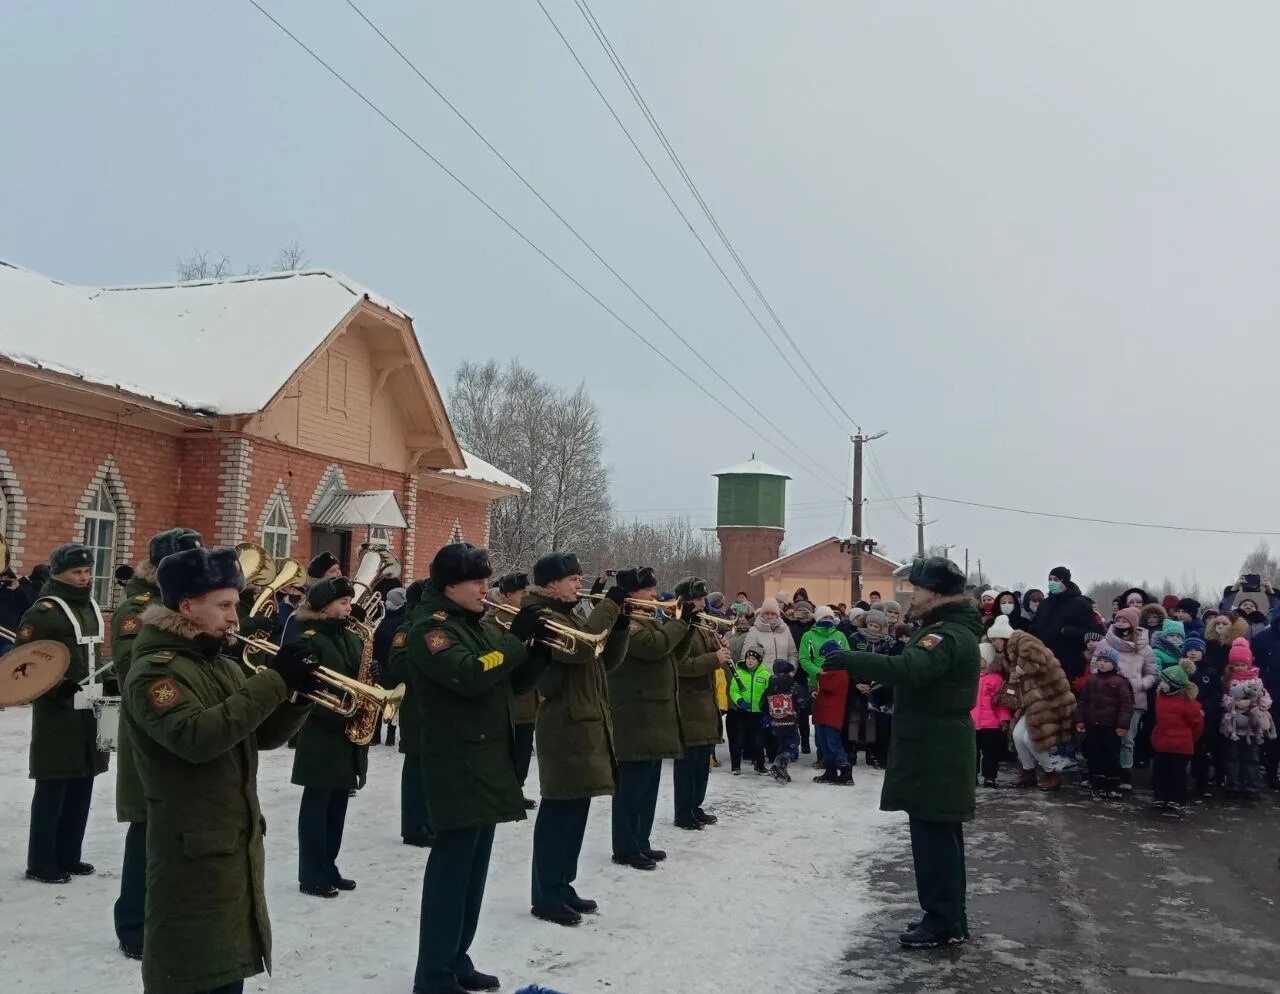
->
[572,0,862,431]
[922,494,1280,537]
[244,0,848,498]
[534,0,853,432]
[866,444,915,525]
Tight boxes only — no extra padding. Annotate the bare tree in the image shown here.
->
[273,240,309,272]
[1240,541,1278,581]
[175,250,232,281]
[582,517,721,590]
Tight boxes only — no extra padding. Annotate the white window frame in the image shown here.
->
[369,525,391,547]
[261,497,292,559]
[81,484,118,605]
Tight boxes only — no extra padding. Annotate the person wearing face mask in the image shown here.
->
[1028,567,1099,685]
[741,597,799,674]
[988,592,1027,634]
[1091,607,1156,792]
[978,590,999,626]
[1021,589,1044,624]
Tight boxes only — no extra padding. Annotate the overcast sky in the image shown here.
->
[4,1,1278,594]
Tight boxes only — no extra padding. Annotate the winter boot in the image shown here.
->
[386,725,397,747]
[1040,772,1062,792]
[982,778,999,789]
[1013,768,1037,788]
[1118,768,1133,793]
[837,765,855,786]
[813,767,840,784]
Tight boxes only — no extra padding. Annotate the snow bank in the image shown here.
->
[0,708,899,993]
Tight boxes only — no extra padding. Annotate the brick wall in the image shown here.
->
[414,490,489,574]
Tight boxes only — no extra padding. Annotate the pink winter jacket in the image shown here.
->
[971,671,1013,730]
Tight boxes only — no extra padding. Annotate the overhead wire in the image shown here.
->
[921,495,1280,537]
[243,0,849,497]
[571,0,862,431]
[533,0,853,432]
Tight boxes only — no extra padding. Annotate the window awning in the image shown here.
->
[310,490,408,530]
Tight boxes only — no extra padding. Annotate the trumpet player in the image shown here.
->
[111,527,203,960]
[289,576,367,898]
[409,543,552,994]
[17,543,109,885]
[607,566,697,871]
[524,553,630,927]
[672,577,731,830]
[388,579,434,847]
[487,570,536,807]
[124,546,315,994]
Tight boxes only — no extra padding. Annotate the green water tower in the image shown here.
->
[713,457,790,604]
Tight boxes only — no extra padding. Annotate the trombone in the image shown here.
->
[228,632,406,728]
[485,599,609,658]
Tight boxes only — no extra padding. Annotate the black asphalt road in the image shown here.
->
[840,779,1280,993]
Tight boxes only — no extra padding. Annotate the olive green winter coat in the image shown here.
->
[526,592,628,800]
[110,567,160,823]
[836,597,982,823]
[387,607,420,756]
[407,583,548,832]
[676,624,724,748]
[289,608,369,789]
[16,579,110,780]
[124,604,311,994]
[607,615,693,761]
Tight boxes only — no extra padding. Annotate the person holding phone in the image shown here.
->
[1220,575,1279,639]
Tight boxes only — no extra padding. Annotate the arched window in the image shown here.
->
[261,496,292,559]
[449,520,464,544]
[81,484,118,604]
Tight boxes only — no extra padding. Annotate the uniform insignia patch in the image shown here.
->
[121,617,140,634]
[18,623,34,641]
[425,629,451,653]
[918,633,944,651]
[37,601,51,612]
[302,629,316,637]
[431,611,447,621]
[148,677,181,710]
[628,620,643,635]
[392,632,407,648]
[479,650,505,672]
[138,593,152,602]
[151,651,175,663]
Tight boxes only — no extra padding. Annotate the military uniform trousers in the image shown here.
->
[114,821,147,954]
[415,824,495,992]
[673,745,713,826]
[514,721,535,788]
[531,797,591,910]
[195,983,243,994]
[611,759,661,857]
[908,817,968,938]
[297,787,350,889]
[27,777,94,875]
[401,753,433,844]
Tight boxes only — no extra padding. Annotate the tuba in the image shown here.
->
[235,541,278,587]
[342,545,400,745]
[248,557,306,622]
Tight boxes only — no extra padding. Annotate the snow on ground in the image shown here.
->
[0,707,901,994]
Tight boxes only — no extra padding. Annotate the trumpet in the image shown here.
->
[485,600,609,658]
[228,632,406,732]
[695,612,735,635]
[577,592,685,621]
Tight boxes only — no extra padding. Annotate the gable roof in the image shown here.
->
[748,536,907,576]
[0,260,407,415]
[421,450,530,499]
[713,458,791,479]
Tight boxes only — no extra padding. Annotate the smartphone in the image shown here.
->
[605,569,617,577]
[1243,573,1262,592]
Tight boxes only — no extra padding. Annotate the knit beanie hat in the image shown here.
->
[880,599,902,614]
[987,615,1015,640]
[385,586,408,612]
[982,589,999,603]
[814,605,836,624]
[866,609,889,629]
[1176,597,1201,618]
[1049,566,1072,583]
[706,591,726,613]
[745,646,763,662]
[759,597,781,616]
[1114,607,1141,633]
[1182,636,1207,657]
[1151,630,1182,665]
[1095,645,1120,667]
[847,606,867,623]
[772,659,794,675]
[1161,595,1180,613]
[1157,662,1190,693]
[979,642,996,666]
[1228,638,1253,666]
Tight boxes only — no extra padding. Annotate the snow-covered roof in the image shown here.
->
[442,451,530,494]
[712,458,791,479]
[0,260,408,415]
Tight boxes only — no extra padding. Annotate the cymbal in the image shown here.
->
[0,640,71,706]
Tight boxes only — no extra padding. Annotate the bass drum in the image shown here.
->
[93,696,121,752]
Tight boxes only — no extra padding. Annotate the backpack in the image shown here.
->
[767,691,796,724]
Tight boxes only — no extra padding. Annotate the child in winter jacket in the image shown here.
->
[798,606,850,692]
[1150,662,1204,816]
[1220,677,1277,797]
[1076,646,1134,799]
[848,609,894,767]
[813,654,853,785]
[726,648,772,774]
[972,643,1013,787]
[762,661,805,783]
[1151,620,1186,671]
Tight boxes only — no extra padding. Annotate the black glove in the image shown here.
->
[266,642,320,695]
[251,616,276,636]
[350,602,367,624]
[53,680,80,700]
[509,605,550,643]
[605,584,628,605]
[590,576,607,596]
[679,600,698,622]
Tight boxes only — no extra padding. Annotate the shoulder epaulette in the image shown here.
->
[301,629,317,638]
[431,611,447,621]
[149,650,176,663]
[137,593,152,603]
[36,600,51,611]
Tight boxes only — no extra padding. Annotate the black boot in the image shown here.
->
[813,767,840,784]
[837,765,855,785]
[532,903,583,926]
[386,725,397,747]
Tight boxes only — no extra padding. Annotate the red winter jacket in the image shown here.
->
[813,668,850,729]
[1151,691,1205,756]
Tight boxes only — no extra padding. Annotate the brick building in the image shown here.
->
[0,260,527,609]
[748,536,913,608]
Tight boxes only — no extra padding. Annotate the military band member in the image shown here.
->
[124,546,315,994]
[18,543,109,884]
[389,579,434,846]
[606,566,696,870]
[409,543,551,994]
[111,527,203,959]
[672,576,730,830]
[308,551,342,581]
[489,570,536,808]
[525,552,629,926]
[290,576,367,897]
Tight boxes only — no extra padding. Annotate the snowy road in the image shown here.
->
[0,708,900,993]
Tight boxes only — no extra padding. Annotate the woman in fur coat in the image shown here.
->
[1006,631,1077,791]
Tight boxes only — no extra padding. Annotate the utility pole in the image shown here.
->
[964,548,970,579]
[914,493,935,558]
[849,429,887,604]
[977,559,984,586]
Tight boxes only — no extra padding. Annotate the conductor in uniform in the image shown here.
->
[822,556,981,948]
